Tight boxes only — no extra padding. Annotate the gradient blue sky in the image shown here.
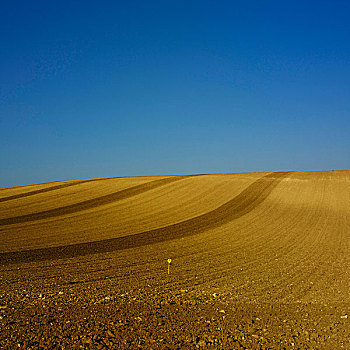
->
[1,0,349,187]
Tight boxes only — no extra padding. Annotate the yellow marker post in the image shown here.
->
[167,258,172,274]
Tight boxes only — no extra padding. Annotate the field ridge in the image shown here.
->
[0,176,190,225]
[0,172,289,264]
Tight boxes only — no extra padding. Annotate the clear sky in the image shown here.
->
[1,0,349,187]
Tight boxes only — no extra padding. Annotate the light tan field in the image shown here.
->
[0,171,349,349]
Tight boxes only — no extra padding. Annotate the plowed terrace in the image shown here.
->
[0,171,349,349]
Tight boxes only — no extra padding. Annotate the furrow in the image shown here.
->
[0,172,290,265]
[0,179,105,202]
[0,176,190,226]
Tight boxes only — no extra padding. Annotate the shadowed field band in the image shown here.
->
[0,172,290,265]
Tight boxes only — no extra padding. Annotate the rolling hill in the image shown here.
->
[0,170,349,348]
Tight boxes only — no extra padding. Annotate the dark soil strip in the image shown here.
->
[0,172,290,265]
[0,177,121,203]
[0,176,190,226]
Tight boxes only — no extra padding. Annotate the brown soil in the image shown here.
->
[0,171,349,349]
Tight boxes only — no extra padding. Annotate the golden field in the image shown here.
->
[0,170,349,349]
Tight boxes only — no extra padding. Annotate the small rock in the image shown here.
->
[196,340,206,348]
[340,315,348,319]
[107,330,115,337]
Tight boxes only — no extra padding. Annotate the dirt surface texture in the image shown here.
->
[0,170,349,349]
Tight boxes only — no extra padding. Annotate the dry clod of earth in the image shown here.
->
[0,170,349,348]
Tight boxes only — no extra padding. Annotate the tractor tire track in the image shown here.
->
[0,172,290,265]
[0,176,190,226]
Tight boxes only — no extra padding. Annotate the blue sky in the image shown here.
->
[1,0,349,187]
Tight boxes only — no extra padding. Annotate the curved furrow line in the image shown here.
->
[231,190,322,301]
[0,172,290,265]
[177,178,320,302]
[271,178,332,300]
[0,176,190,226]
[0,177,122,203]
[206,216,310,302]
[247,177,336,302]
[287,205,344,301]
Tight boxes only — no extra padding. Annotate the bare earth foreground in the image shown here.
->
[0,171,349,349]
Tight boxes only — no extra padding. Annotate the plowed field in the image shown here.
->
[0,171,349,349]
